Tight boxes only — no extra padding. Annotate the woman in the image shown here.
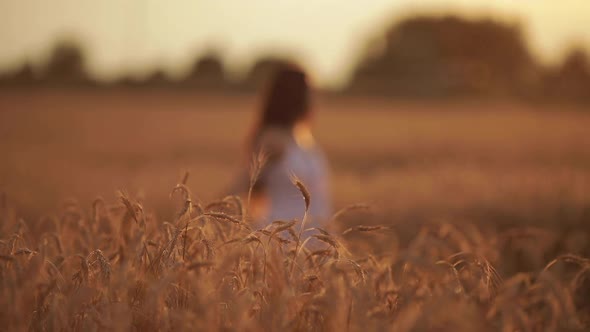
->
[230,64,331,228]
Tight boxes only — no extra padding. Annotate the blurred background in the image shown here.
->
[1,0,589,229]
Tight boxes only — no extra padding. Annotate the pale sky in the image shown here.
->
[1,0,589,88]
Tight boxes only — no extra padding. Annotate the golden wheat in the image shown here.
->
[0,178,588,331]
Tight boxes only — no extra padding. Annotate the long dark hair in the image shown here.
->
[252,64,311,143]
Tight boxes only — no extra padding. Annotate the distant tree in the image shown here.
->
[562,49,589,72]
[543,48,590,103]
[112,74,142,87]
[42,39,89,85]
[183,53,228,90]
[348,15,539,98]
[190,55,224,77]
[0,62,38,86]
[143,69,171,87]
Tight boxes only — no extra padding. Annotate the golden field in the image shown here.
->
[1,90,589,219]
[1,89,589,331]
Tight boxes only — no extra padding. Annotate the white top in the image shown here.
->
[256,127,331,228]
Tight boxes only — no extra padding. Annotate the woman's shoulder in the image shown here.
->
[254,127,292,161]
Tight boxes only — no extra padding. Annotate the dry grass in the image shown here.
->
[1,177,589,331]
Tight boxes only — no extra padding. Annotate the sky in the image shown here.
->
[0,0,589,88]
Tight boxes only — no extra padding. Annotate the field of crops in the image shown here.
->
[1,89,589,330]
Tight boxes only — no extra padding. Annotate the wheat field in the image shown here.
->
[1,89,589,331]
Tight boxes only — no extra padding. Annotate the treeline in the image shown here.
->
[348,16,590,104]
[0,41,290,93]
[1,15,589,104]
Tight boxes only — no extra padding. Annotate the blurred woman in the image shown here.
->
[230,64,331,228]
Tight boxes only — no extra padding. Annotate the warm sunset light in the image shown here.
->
[1,0,589,87]
[1,1,589,331]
